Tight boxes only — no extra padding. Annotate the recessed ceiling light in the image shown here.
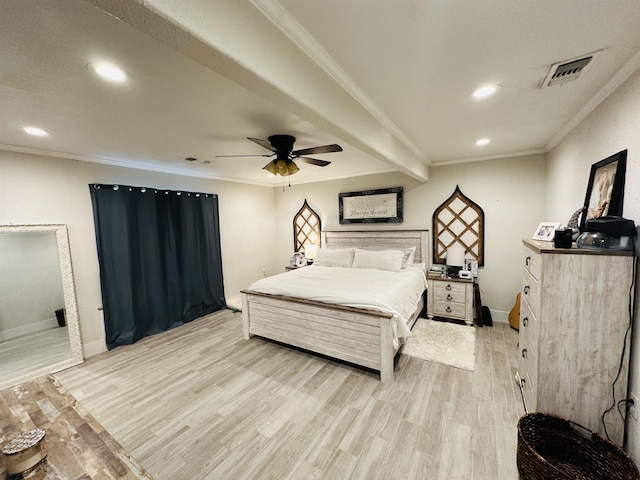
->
[89,62,128,83]
[22,127,50,137]
[471,84,500,99]
[476,138,490,146]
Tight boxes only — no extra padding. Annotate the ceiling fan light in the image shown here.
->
[287,161,300,175]
[275,159,288,176]
[264,161,278,175]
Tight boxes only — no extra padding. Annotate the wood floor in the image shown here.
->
[0,327,70,388]
[0,375,151,479]
[54,310,524,480]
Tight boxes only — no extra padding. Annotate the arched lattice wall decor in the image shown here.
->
[432,185,485,266]
[293,199,321,253]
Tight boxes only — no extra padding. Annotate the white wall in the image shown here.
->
[273,153,547,322]
[0,150,278,356]
[546,67,640,458]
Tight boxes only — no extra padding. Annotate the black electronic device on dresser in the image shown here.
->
[577,216,636,251]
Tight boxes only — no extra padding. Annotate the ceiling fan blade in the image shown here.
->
[292,144,342,156]
[215,154,273,158]
[300,157,331,167]
[248,137,276,152]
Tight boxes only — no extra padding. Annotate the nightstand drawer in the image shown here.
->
[432,281,466,302]
[433,300,466,319]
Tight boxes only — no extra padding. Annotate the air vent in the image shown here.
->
[540,52,599,88]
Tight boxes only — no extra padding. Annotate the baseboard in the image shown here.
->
[83,338,107,358]
[490,310,508,324]
[226,295,242,312]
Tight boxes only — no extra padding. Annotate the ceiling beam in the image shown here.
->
[85,0,430,181]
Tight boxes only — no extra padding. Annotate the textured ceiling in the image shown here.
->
[1,0,640,186]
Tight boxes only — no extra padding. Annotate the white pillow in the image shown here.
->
[401,247,416,268]
[408,262,427,275]
[313,247,355,267]
[352,248,404,272]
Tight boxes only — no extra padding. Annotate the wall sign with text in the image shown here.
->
[339,187,403,224]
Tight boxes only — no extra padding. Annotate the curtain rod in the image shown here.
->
[90,183,216,198]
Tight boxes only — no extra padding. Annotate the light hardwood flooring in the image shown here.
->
[54,310,524,479]
[0,327,70,387]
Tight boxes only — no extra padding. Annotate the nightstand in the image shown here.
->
[285,265,305,271]
[427,276,474,325]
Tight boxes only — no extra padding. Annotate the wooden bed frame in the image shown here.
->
[241,230,429,382]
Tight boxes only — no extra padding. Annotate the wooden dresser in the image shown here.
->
[517,239,634,446]
[427,276,474,325]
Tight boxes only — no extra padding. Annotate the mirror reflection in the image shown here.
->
[0,225,83,389]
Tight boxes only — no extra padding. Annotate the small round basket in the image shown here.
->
[517,413,639,480]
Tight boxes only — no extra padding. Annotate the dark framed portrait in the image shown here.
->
[580,149,627,230]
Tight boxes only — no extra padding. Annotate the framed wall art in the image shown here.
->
[339,187,403,224]
[432,186,485,266]
[580,149,627,230]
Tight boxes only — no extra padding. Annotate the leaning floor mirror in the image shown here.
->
[0,224,83,389]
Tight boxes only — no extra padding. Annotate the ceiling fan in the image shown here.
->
[216,135,343,176]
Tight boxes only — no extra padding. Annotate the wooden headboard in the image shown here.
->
[321,230,430,265]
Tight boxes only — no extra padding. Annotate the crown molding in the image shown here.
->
[0,144,274,187]
[431,149,547,167]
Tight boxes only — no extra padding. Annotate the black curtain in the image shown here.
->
[89,184,226,349]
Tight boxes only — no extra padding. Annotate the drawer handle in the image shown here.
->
[522,349,527,359]
[525,256,531,267]
[446,294,453,301]
[446,306,452,313]
[445,284,452,291]
[523,285,530,295]
[523,317,528,327]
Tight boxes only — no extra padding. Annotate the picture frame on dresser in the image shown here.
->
[532,222,562,241]
[580,149,627,231]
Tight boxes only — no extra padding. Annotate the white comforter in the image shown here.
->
[247,265,427,348]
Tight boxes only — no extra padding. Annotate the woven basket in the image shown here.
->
[517,413,639,480]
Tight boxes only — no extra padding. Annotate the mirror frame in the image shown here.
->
[0,224,83,388]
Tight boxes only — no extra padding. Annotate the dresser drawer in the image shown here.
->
[519,297,538,357]
[522,272,540,319]
[523,247,542,281]
[433,300,466,319]
[519,362,537,413]
[432,281,466,302]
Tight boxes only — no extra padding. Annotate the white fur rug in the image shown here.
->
[401,318,476,371]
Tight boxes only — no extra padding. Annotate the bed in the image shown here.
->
[241,230,429,382]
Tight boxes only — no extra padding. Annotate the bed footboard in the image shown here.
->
[241,290,399,381]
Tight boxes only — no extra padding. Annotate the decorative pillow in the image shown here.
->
[401,247,416,268]
[352,248,404,272]
[312,248,355,267]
